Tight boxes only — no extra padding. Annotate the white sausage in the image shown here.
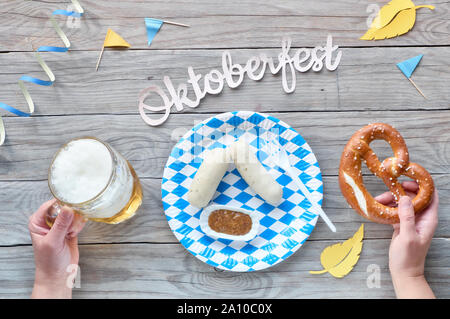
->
[187,148,231,208]
[231,140,283,205]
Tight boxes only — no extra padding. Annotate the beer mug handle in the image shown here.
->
[45,202,62,228]
[45,201,87,237]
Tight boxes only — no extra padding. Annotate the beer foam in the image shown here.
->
[50,139,113,204]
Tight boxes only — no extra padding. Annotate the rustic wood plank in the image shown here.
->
[1,239,448,298]
[0,47,449,116]
[1,111,449,181]
[1,0,448,300]
[0,174,448,246]
[0,0,448,51]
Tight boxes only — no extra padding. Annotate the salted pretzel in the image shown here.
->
[339,123,434,224]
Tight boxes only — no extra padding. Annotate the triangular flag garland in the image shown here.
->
[397,54,423,78]
[0,0,84,146]
[360,0,435,40]
[144,17,190,47]
[145,18,164,46]
[104,29,131,48]
[397,54,427,98]
[310,224,364,278]
[95,29,131,71]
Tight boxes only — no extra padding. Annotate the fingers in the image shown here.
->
[375,181,420,205]
[29,199,57,224]
[416,188,439,238]
[401,181,419,193]
[426,188,439,231]
[398,196,417,238]
[68,236,80,264]
[28,199,58,234]
[375,191,394,205]
[46,206,74,243]
[428,188,439,216]
[67,213,87,238]
[391,223,400,240]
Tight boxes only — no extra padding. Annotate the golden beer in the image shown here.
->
[88,162,142,224]
[47,137,142,225]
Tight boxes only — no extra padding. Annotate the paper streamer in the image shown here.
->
[0,0,84,145]
[144,18,164,46]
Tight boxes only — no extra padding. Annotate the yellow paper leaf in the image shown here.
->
[310,224,364,278]
[361,2,435,40]
[369,0,415,30]
[319,232,356,270]
[367,7,416,40]
[328,240,363,278]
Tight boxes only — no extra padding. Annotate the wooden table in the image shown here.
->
[0,0,449,298]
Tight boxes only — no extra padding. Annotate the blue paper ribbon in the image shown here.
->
[37,46,69,53]
[53,9,83,18]
[0,1,84,145]
[0,102,31,117]
[19,75,53,86]
[145,18,164,46]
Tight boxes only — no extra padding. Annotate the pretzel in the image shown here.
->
[339,123,434,224]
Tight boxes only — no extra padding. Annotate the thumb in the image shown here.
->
[398,196,417,238]
[47,207,74,243]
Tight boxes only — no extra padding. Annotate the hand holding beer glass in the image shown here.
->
[46,137,142,227]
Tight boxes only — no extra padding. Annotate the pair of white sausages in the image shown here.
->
[187,139,283,208]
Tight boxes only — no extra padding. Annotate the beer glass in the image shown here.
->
[46,137,142,226]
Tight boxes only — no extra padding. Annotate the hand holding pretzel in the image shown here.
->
[339,123,434,224]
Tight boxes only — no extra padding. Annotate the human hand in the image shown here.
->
[28,199,86,299]
[375,181,438,298]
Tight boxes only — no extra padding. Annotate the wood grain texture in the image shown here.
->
[0,0,448,51]
[0,174,448,246]
[1,239,448,298]
[1,111,450,181]
[0,47,449,117]
[0,0,449,299]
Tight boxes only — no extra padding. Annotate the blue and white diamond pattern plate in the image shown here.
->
[161,111,323,272]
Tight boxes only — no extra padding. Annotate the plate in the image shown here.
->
[161,111,323,272]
